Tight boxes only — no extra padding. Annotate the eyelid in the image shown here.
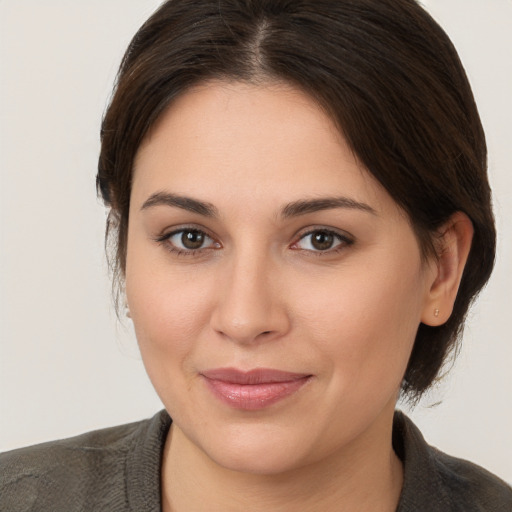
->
[156,225,206,240]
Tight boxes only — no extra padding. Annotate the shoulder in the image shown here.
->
[0,411,170,512]
[431,446,512,511]
[394,411,512,512]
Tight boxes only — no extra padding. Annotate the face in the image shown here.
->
[126,81,436,475]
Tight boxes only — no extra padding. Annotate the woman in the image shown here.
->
[1,0,511,510]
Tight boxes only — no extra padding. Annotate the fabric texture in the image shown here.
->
[1,410,511,511]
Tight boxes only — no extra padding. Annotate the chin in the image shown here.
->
[191,421,315,476]
[209,443,306,476]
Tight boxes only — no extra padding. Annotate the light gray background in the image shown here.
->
[1,0,511,483]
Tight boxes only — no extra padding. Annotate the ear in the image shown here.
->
[421,212,474,326]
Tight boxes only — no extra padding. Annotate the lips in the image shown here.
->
[201,368,312,410]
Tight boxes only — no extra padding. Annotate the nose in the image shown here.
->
[210,252,291,345]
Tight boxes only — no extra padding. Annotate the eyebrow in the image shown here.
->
[140,192,377,218]
[281,197,377,218]
[141,192,219,217]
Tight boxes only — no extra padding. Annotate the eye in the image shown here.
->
[292,229,352,253]
[160,228,220,253]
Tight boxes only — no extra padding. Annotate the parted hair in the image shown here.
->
[97,0,495,400]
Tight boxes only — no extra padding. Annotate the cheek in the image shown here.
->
[293,256,424,389]
[131,282,210,345]
[125,247,215,380]
[126,272,217,421]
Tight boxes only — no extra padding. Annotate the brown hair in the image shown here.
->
[97,0,495,400]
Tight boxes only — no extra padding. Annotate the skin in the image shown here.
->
[125,81,473,511]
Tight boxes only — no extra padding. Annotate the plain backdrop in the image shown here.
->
[1,0,511,483]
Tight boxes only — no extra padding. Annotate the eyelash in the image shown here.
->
[155,226,354,257]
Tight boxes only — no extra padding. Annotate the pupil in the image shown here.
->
[312,232,334,250]
[182,231,204,249]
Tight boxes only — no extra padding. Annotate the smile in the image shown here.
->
[200,368,312,410]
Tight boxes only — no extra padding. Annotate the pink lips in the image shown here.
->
[201,368,312,410]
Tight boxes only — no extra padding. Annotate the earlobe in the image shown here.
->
[421,212,474,326]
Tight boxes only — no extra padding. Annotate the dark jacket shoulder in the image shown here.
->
[395,411,512,512]
[431,446,512,511]
[0,417,151,512]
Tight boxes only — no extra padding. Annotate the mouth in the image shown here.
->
[200,368,313,410]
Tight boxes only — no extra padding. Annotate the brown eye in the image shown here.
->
[181,230,205,249]
[311,231,335,250]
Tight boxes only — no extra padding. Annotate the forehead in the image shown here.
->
[131,81,397,217]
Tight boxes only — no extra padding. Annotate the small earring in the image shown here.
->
[125,302,131,319]
[434,308,440,318]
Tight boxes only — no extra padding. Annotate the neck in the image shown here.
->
[161,409,403,512]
